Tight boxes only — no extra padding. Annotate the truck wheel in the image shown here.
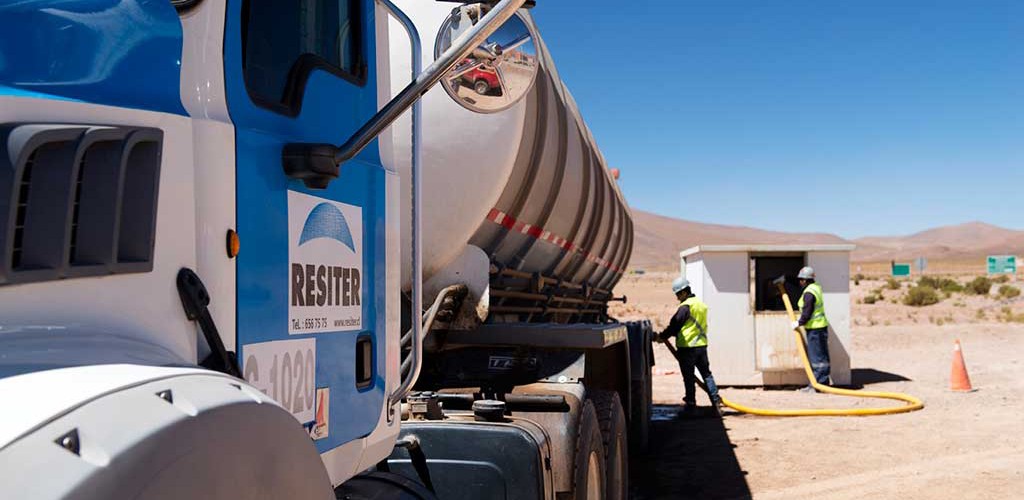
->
[641,330,654,452]
[474,79,490,95]
[334,471,437,499]
[630,378,650,455]
[591,391,628,500]
[573,400,606,500]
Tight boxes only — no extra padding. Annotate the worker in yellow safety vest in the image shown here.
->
[659,277,722,415]
[792,266,831,391]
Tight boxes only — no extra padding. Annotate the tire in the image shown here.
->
[334,471,437,499]
[573,400,606,500]
[474,79,490,95]
[626,321,653,455]
[591,391,629,500]
[630,378,650,455]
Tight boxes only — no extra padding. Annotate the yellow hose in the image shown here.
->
[666,287,924,417]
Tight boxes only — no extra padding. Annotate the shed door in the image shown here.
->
[751,255,805,371]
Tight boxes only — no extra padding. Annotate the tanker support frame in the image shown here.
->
[376,320,655,500]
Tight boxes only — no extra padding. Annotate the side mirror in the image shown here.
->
[435,5,539,113]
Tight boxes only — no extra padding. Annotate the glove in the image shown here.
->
[790,320,801,330]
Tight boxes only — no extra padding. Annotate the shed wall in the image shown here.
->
[701,252,760,385]
[683,250,852,386]
[808,251,852,386]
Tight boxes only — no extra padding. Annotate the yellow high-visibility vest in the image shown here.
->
[677,296,709,348]
[798,282,829,329]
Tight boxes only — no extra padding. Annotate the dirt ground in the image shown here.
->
[613,272,1024,499]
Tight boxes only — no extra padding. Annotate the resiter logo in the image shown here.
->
[291,202,361,308]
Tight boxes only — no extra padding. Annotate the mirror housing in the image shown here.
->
[282,143,342,189]
[435,5,540,114]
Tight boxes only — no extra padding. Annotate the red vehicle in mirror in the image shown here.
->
[461,64,502,96]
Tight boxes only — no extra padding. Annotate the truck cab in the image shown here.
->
[0,1,651,498]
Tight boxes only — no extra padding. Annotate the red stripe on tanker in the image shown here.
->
[485,208,623,274]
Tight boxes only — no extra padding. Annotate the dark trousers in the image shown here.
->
[805,327,831,385]
[676,346,719,405]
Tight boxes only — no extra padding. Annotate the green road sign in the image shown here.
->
[987,255,1017,275]
[891,263,911,277]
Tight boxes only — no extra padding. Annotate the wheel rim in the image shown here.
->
[475,81,488,94]
[587,450,603,500]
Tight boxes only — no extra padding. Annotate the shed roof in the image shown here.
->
[680,244,856,259]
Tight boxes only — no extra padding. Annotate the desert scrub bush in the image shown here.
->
[886,278,901,290]
[903,285,940,307]
[853,273,865,285]
[993,274,1010,284]
[966,276,993,295]
[998,307,1024,323]
[942,280,964,293]
[976,308,986,320]
[998,285,1021,299]
[918,276,963,293]
[862,293,881,305]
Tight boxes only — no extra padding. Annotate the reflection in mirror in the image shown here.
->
[435,6,539,113]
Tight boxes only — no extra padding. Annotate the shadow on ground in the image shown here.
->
[848,368,911,388]
[630,405,751,500]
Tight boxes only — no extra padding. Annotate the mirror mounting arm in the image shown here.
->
[282,0,530,189]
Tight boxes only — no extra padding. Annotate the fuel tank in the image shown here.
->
[384,3,632,317]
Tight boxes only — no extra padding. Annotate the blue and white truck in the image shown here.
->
[0,1,653,498]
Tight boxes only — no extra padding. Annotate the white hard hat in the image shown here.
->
[672,277,690,294]
[797,266,815,280]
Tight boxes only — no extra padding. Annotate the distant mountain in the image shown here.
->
[629,210,849,270]
[626,212,1022,270]
[852,221,1024,262]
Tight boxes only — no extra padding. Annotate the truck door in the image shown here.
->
[223,0,393,453]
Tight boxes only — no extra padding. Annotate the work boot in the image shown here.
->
[798,385,817,394]
[679,402,697,418]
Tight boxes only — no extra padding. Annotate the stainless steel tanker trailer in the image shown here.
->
[377,3,654,499]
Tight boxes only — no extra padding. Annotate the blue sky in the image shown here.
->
[531,1,1023,238]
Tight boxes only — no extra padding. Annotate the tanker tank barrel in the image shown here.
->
[383,2,632,325]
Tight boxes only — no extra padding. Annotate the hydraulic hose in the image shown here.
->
[664,290,924,417]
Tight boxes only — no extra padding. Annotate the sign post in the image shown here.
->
[987,255,1017,275]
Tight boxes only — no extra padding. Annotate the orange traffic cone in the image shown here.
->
[950,339,975,392]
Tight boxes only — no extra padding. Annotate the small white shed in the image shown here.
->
[679,244,855,386]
